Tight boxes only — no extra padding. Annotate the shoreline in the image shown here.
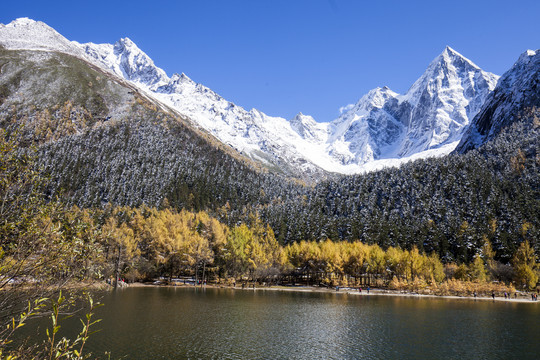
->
[125,282,539,304]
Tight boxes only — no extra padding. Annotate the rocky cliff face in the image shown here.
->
[456,49,539,153]
[331,47,499,164]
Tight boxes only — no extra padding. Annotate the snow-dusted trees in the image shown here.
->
[7,50,539,271]
[262,111,540,264]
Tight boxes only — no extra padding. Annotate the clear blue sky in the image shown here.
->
[2,0,539,122]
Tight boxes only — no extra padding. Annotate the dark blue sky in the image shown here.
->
[2,0,539,121]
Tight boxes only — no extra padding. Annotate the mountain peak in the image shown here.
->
[2,17,57,35]
[440,46,471,63]
[442,45,458,55]
[516,49,538,65]
[179,72,192,81]
[6,17,39,27]
[114,37,141,54]
[118,37,139,48]
[358,86,398,108]
[401,46,496,105]
[107,37,169,86]
[293,112,314,121]
[169,72,194,85]
[292,112,315,122]
[435,46,480,70]
[290,113,327,143]
[456,49,539,153]
[0,17,82,55]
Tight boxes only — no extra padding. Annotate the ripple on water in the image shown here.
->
[16,288,540,359]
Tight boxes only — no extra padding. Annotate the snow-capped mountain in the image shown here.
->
[82,38,169,88]
[290,113,328,143]
[78,33,339,175]
[328,47,499,165]
[0,18,500,176]
[456,49,540,153]
[0,17,85,56]
[327,86,402,165]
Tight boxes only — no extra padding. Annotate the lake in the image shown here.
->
[24,287,540,359]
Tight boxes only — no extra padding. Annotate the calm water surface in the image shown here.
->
[27,287,540,359]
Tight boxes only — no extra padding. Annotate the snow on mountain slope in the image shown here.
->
[133,66,337,174]
[456,49,540,153]
[398,46,498,155]
[77,40,345,175]
[0,18,331,175]
[81,39,169,88]
[331,46,499,165]
[80,38,498,173]
[0,18,84,55]
[328,86,402,164]
[290,113,328,143]
[0,18,501,176]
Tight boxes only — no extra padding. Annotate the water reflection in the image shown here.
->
[20,287,540,359]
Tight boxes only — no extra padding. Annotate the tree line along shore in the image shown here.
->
[4,201,538,298]
[1,120,539,359]
[1,127,538,305]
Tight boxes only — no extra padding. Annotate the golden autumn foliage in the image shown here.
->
[6,195,534,294]
[67,203,536,294]
[512,240,539,290]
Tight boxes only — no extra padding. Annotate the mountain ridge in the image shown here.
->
[0,18,500,177]
[456,49,539,153]
[0,18,538,261]
[329,45,499,166]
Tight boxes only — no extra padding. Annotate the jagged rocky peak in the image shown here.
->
[78,35,170,88]
[498,49,538,91]
[291,112,315,126]
[332,86,398,133]
[440,45,480,68]
[290,112,327,142]
[170,72,193,83]
[402,45,498,107]
[521,49,538,61]
[114,37,136,50]
[170,72,197,88]
[396,46,499,152]
[414,45,489,84]
[359,86,398,109]
[326,46,500,166]
[111,37,169,87]
[156,72,198,94]
[430,45,481,74]
[456,49,540,153]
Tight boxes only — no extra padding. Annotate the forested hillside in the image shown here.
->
[37,107,540,265]
[37,106,304,213]
[0,48,305,214]
[0,47,538,266]
[261,108,539,263]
